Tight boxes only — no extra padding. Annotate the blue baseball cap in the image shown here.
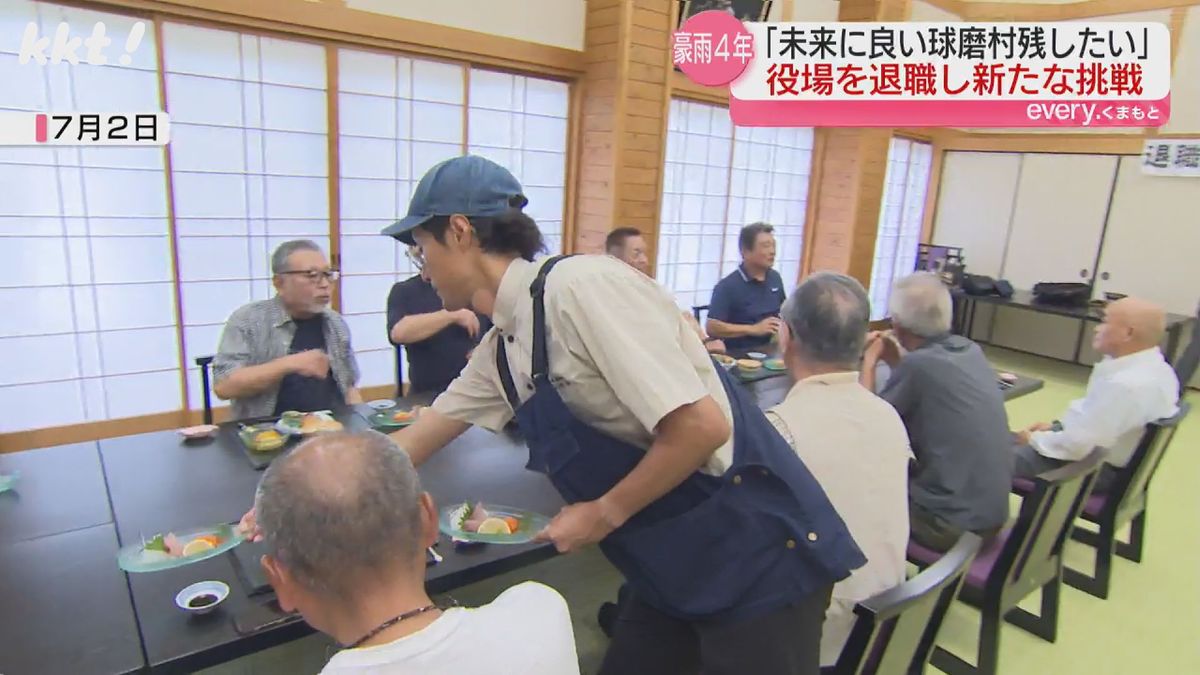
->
[381,155,528,245]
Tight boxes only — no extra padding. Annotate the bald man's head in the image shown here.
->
[1093,297,1167,357]
[255,431,427,598]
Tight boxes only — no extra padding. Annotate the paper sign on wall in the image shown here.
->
[1141,140,1200,177]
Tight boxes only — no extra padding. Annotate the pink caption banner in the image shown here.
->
[673,12,1173,128]
[730,97,1171,127]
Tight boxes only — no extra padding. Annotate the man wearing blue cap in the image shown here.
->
[244,155,864,674]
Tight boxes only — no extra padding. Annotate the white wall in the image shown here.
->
[346,0,586,51]
[789,0,839,22]
[933,149,1200,381]
[1164,7,1200,134]
[931,151,1020,278]
[1096,156,1200,316]
[910,0,959,23]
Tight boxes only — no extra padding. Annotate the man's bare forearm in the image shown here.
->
[860,359,879,393]
[391,311,457,344]
[706,318,757,339]
[214,359,292,400]
[389,408,471,466]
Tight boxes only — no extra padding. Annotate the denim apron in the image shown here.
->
[496,256,864,621]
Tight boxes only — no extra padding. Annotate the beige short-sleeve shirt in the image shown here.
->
[766,372,911,667]
[432,255,734,474]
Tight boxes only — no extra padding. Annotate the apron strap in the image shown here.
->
[493,254,575,412]
[530,255,575,380]
[495,338,522,412]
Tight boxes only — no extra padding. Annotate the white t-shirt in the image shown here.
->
[320,582,580,675]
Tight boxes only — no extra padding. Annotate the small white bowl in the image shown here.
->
[176,580,229,615]
[367,399,396,410]
[177,425,219,440]
[748,352,768,360]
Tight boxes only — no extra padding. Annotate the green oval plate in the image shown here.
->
[237,424,289,453]
[439,502,551,545]
[763,358,786,371]
[368,409,417,431]
[0,470,19,493]
[117,523,244,573]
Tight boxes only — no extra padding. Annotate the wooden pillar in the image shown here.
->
[805,0,912,287]
[573,0,672,261]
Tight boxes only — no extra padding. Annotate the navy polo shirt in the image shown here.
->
[387,276,491,395]
[708,265,786,352]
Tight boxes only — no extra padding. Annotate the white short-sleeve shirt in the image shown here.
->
[319,582,579,675]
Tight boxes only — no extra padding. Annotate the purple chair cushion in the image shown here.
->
[908,530,1010,589]
[1083,493,1107,519]
[1016,478,1108,519]
[1012,477,1035,495]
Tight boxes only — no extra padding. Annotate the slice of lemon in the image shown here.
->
[182,538,216,557]
[476,517,512,535]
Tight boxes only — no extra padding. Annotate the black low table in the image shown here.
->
[98,401,563,673]
[952,289,1194,364]
[0,525,144,675]
[0,441,113,545]
[723,349,787,384]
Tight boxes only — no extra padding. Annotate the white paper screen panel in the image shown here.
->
[1001,153,1118,290]
[164,22,330,410]
[1096,156,1200,315]
[931,151,1022,279]
[0,1,180,431]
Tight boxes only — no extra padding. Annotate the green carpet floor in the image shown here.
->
[201,347,1198,674]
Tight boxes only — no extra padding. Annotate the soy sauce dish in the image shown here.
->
[176,580,230,615]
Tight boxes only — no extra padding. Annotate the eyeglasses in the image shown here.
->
[279,269,340,283]
[406,248,426,271]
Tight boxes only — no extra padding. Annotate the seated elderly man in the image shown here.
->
[705,222,786,353]
[861,272,1013,553]
[254,431,581,674]
[214,240,361,420]
[1012,297,1180,492]
[764,272,910,668]
[606,226,726,354]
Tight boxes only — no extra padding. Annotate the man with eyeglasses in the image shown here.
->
[387,246,492,396]
[213,240,362,420]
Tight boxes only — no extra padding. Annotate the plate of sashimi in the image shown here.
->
[117,523,244,573]
[438,502,551,545]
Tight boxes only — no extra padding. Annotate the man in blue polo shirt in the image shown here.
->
[705,222,786,353]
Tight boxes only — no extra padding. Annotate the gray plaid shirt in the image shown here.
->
[213,296,360,421]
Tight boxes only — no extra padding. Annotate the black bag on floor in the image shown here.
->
[1033,282,1091,306]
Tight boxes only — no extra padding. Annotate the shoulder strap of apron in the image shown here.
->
[493,255,576,410]
[495,342,522,411]
[529,255,574,380]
